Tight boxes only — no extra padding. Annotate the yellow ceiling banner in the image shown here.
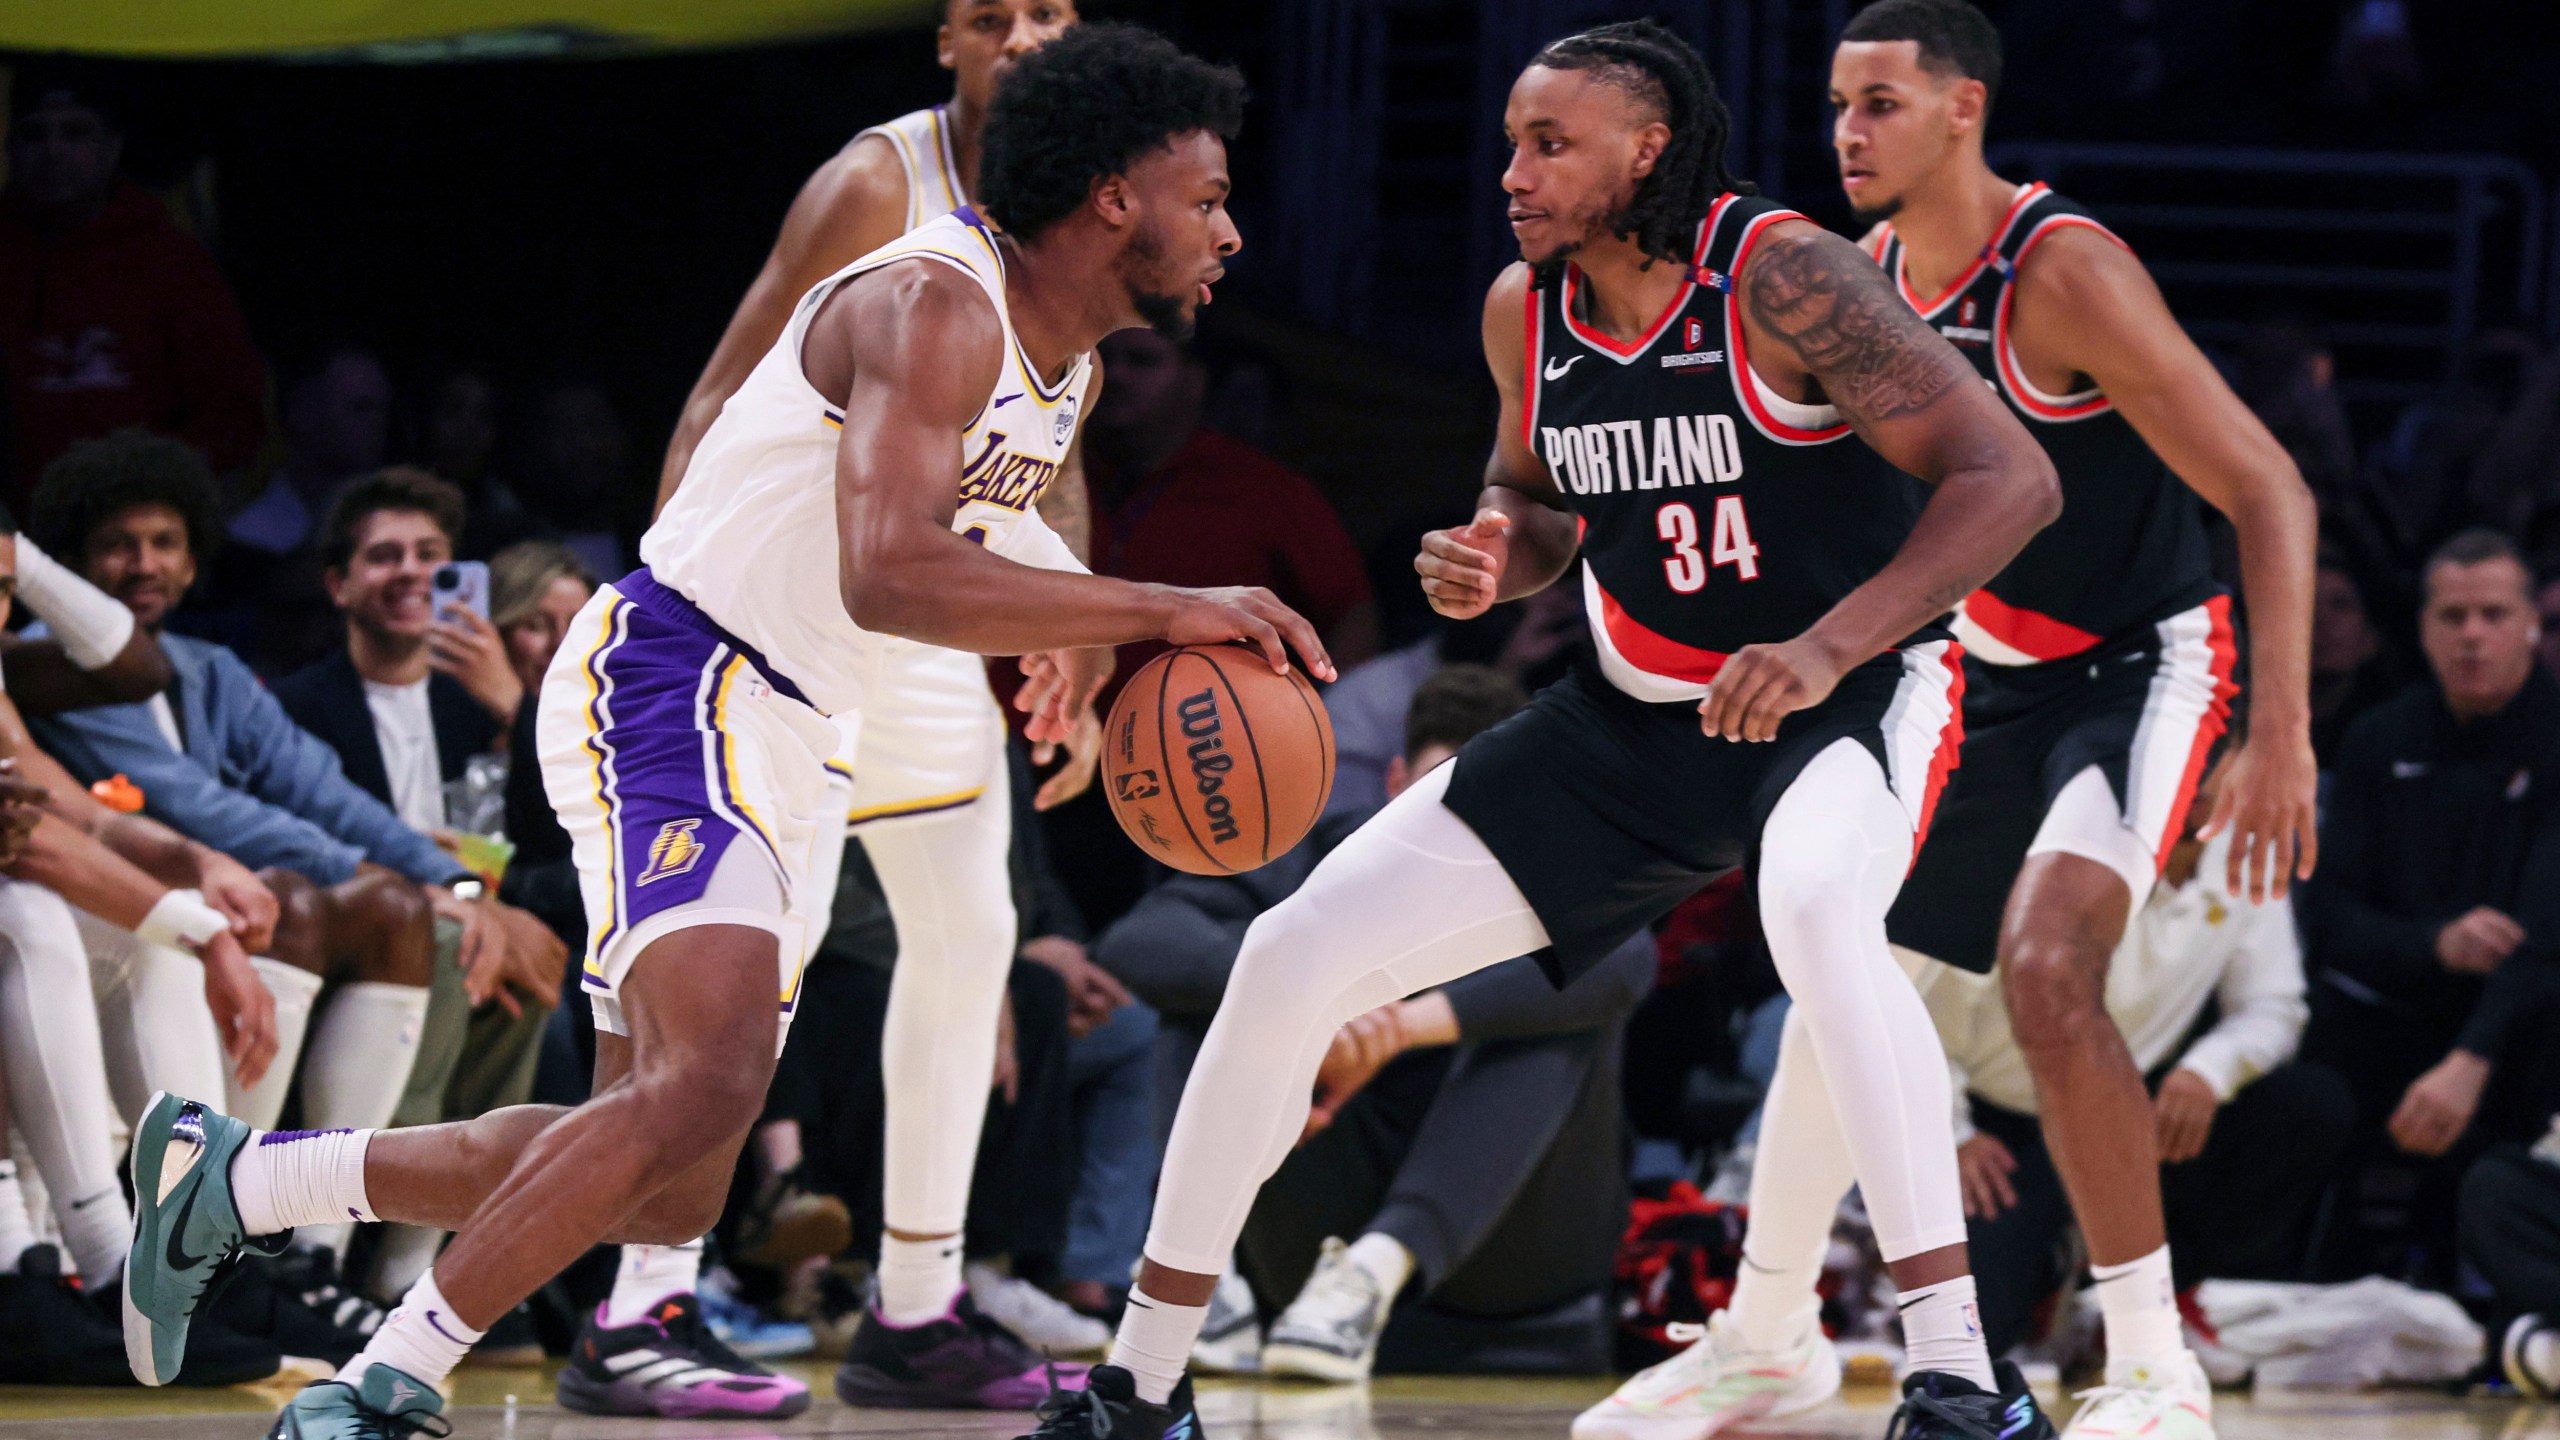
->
[0,0,935,60]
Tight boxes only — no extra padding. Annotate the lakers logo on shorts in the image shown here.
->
[638,819,708,886]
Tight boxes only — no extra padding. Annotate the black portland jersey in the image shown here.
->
[1870,184,2217,667]
[1525,193,1941,703]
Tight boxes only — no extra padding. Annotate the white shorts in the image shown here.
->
[537,581,838,1049]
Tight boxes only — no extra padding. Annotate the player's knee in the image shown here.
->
[1755,861,1855,984]
[257,869,327,973]
[632,1053,769,1153]
[2001,935,2108,1049]
[337,873,436,986]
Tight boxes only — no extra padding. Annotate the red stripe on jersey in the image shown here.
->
[1964,586,2105,662]
[1726,212,1853,444]
[1913,642,1969,855]
[2151,593,2239,863]
[1994,214,2131,421]
[1896,182,2046,317]
[1521,277,1542,450]
[1595,577,1730,684]
[1864,224,1894,264]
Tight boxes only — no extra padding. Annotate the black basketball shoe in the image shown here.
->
[1886,1362,2055,1440]
[1016,1363,1201,1440]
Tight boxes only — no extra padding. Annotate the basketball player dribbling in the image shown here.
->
[586,0,1101,1419]
[1031,21,2068,1440]
[1595,5,2319,1440]
[116,27,1335,1439]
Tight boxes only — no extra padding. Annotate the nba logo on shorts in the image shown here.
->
[1055,394,1080,445]
[639,818,707,886]
[1685,317,1706,350]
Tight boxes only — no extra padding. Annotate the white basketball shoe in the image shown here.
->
[1573,1311,1842,1440]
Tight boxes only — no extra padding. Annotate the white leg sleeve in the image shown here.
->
[80,910,229,1120]
[0,880,130,1282]
[296,979,431,1257]
[869,779,1020,1237]
[1143,762,1550,1276]
[1754,739,1965,1262]
[228,957,323,1130]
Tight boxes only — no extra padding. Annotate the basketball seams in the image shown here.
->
[1282,665,1334,841]
[1196,647,1275,865]
[1153,651,1235,873]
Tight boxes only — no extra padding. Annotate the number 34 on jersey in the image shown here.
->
[1538,412,1759,595]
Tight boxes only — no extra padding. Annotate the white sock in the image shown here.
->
[294,981,429,1258]
[876,1231,964,1327]
[1898,1275,1994,1389]
[1109,1282,1207,1406]
[0,1163,35,1272]
[231,1128,378,1236]
[1345,1232,1414,1303]
[343,1267,480,1395]
[57,1181,131,1287]
[1729,1253,1825,1354]
[604,1238,704,1327]
[228,959,321,1130]
[2092,1245,2185,1370]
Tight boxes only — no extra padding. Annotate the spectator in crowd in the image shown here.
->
[1083,327,1377,693]
[420,370,536,560]
[0,64,265,509]
[0,497,414,1380]
[1930,754,2353,1354]
[275,470,515,834]
[216,346,397,673]
[489,541,595,955]
[1095,666,1650,1380]
[22,431,566,1295]
[512,379,636,581]
[2301,529,2560,1266]
[226,347,395,559]
[2536,569,2560,684]
[2311,553,2405,766]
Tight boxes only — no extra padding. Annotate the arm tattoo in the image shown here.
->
[1744,232,1968,422]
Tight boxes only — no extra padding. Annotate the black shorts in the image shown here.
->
[1440,647,1965,987]
[1887,595,2237,973]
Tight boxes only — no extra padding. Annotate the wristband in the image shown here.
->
[13,536,136,671]
[135,888,231,953]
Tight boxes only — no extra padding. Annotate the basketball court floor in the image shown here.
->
[0,1369,2551,1439]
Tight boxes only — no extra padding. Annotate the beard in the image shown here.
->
[1118,223,1198,341]
[1848,192,1904,228]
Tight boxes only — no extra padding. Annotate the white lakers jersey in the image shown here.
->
[857,104,968,232]
[640,208,1096,717]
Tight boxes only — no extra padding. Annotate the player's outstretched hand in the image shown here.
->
[1163,586,1337,681]
[2196,729,2319,903]
[1699,636,1844,743]
[1415,510,1512,621]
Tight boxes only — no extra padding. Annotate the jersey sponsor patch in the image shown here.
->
[1661,349,1724,370]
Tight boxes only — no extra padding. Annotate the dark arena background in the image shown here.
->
[4,0,2560,1435]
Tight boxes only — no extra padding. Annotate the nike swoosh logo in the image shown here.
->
[1543,355,1583,381]
[991,394,1022,409]
[165,1180,209,1273]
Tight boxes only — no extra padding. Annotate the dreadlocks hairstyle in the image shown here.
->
[1529,20,1752,275]
[978,23,1246,243]
[1840,0,2005,117]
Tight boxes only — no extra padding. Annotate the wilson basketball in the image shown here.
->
[1103,644,1336,875]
